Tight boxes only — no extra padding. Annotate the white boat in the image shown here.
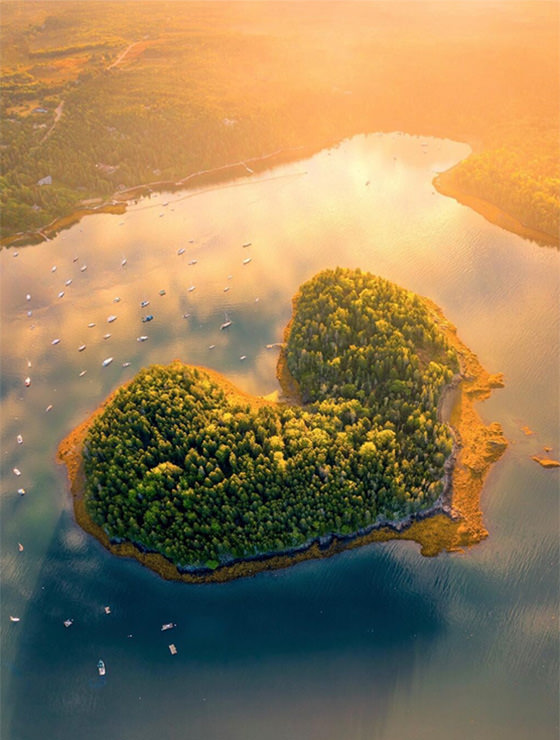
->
[223,287,230,292]
[188,259,197,265]
[24,377,31,387]
[183,313,191,319]
[78,344,86,352]
[79,370,87,377]
[58,291,65,298]
[63,619,73,627]
[113,296,121,303]
[26,294,31,301]
[80,265,87,272]
[17,488,26,495]
[239,355,247,361]
[17,434,23,444]
[107,315,117,323]
[88,322,96,328]
[13,468,21,476]
[122,362,131,368]
[121,258,127,267]
[161,623,175,631]
[103,333,111,340]
[104,606,111,614]
[220,313,232,330]
[137,336,148,342]
[102,357,113,367]
[51,338,61,345]
[97,659,106,676]
[65,279,72,286]
[208,344,216,350]
[187,285,195,292]
[51,265,57,272]
[141,300,150,307]
[18,543,24,552]
[242,257,252,265]
[10,616,20,623]
[177,248,185,255]
[168,644,177,655]
[45,404,53,412]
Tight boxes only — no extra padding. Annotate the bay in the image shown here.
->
[1,133,558,740]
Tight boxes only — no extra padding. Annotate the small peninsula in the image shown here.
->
[58,268,507,582]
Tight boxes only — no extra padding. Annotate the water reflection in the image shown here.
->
[1,133,559,740]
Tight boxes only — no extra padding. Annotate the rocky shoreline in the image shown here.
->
[57,298,507,583]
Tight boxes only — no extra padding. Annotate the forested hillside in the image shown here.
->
[1,2,558,243]
[82,269,457,571]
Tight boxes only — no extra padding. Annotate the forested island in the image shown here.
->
[58,268,507,582]
[1,1,558,246]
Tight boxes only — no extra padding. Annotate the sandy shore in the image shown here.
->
[57,304,507,583]
[433,168,558,249]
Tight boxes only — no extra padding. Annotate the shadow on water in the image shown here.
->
[8,510,448,740]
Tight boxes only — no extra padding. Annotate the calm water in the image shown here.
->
[1,133,558,740]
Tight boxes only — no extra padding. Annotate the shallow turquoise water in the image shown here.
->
[1,133,558,739]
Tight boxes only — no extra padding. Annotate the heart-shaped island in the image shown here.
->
[58,268,507,582]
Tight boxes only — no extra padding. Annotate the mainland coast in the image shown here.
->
[58,295,507,583]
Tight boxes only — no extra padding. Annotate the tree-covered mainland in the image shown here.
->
[83,268,458,570]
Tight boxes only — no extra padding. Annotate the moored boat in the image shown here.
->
[97,659,106,676]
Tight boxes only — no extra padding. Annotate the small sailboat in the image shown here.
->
[220,313,232,330]
[102,357,113,367]
[97,659,106,676]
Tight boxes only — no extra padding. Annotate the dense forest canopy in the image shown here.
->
[1,1,558,242]
[83,268,458,570]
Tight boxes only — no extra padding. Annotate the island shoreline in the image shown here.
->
[57,297,507,584]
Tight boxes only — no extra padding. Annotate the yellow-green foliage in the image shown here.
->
[83,269,457,570]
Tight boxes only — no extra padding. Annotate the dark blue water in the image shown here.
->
[1,134,558,739]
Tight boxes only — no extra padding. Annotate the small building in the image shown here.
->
[37,175,52,186]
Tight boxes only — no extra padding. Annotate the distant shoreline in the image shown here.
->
[433,167,559,249]
[4,133,558,250]
[57,298,507,583]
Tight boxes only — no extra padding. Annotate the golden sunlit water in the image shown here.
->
[1,134,558,740]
